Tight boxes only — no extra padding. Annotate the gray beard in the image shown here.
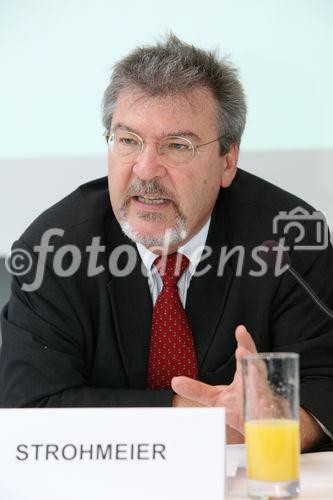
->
[119,209,187,250]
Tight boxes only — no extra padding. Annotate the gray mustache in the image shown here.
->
[126,180,176,202]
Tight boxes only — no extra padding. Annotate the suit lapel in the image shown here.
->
[106,215,153,389]
[186,190,235,368]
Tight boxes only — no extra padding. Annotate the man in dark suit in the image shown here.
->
[1,35,332,451]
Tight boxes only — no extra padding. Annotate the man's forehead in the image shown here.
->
[116,86,215,109]
[111,87,218,135]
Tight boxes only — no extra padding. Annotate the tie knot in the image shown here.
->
[154,253,189,287]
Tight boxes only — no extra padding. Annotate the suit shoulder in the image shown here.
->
[220,169,325,253]
[17,176,112,248]
[231,169,315,213]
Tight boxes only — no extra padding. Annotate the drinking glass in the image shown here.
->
[242,353,300,498]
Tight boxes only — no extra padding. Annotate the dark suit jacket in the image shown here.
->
[1,169,333,445]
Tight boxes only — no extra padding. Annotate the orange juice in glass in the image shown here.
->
[242,353,300,498]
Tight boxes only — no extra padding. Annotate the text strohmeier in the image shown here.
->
[16,442,167,462]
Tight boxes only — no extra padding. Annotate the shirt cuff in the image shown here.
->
[311,414,333,439]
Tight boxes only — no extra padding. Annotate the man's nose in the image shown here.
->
[132,144,167,180]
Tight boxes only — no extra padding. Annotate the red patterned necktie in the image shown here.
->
[147,253,198,390]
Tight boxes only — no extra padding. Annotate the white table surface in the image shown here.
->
[226,447,333,499]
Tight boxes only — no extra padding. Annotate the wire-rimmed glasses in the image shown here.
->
[104,129,222,167]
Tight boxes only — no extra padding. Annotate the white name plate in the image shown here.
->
[0,407,225,500]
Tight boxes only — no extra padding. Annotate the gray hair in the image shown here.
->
[102,34,247,154]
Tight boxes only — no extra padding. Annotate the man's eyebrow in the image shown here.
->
[166,130,201,141]
[112,122,139,134]
[112,123,201,142]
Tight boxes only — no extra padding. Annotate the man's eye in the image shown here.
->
[120,138,137,145]
[168,142,190,151]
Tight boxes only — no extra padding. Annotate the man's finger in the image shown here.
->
[171,376,220,406]
[235,325,257,354]
[234,325,257,382]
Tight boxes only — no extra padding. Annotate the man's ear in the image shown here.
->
[221,144,238,188]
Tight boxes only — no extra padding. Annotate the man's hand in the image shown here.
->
[172,394,204,407]
[172,324,328,450]
[172,325,256,436]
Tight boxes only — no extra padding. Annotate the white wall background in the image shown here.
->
[0,0,332,255]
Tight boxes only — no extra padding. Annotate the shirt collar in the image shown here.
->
[136,217,211,273]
